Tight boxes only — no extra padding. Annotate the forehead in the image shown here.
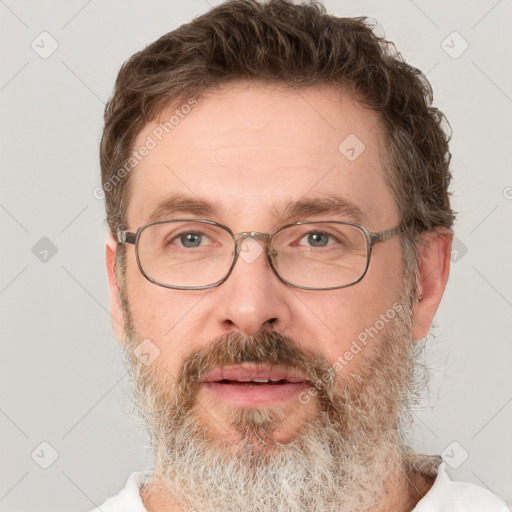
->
[126,82,398,230]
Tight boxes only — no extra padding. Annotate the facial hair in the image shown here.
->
[120,289,421,512]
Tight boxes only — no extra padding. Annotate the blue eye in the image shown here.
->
[177,232,204,248]
[305,232,330,247]
[298,231,336,248]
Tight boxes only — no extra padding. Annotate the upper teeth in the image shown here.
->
[235,378,281,383]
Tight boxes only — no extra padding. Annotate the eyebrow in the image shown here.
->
[274,196,364,224]
[148,194,219,224]
[146,193,365,225]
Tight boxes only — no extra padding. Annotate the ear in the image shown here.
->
[412,228,453,341]
[106,232,126,344]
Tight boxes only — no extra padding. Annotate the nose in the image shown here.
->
[214,237,292,336]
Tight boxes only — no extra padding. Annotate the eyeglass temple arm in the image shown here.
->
[117,230,136,245]
[370,225,408,246]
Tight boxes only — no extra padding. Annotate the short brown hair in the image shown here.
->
[100,0,454,272]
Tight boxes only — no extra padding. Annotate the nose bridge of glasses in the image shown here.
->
[233,231,270,245]
[236,231,269,239]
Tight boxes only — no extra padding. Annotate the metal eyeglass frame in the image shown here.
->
[117,219,408,291]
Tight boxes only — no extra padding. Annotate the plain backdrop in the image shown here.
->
[0,1,511,510]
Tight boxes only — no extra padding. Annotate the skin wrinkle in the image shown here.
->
[117,245,429,511]
[121,293,420,512]
[99,2,457,508]
[106,83,450,511]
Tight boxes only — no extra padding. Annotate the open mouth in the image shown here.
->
[200,365,311,405]
[215,378,296,386]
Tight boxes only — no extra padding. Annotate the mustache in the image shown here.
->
[127,329,352,431]
[151,330,343,413]
[178,330,333,386]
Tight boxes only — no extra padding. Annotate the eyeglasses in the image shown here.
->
[117,219,407,291]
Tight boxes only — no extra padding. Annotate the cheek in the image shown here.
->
[303,273,404,368]
[126,249,181,331]
[124,262,202,367]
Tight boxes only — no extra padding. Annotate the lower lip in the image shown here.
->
[203,381,311,406]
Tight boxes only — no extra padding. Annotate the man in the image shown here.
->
[93,0,508,510]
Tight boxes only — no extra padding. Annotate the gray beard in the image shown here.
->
[122,294,420,512]
[151,405,405,512]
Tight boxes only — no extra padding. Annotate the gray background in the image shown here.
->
[0,0,511,510]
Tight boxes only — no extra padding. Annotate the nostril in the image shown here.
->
[266,318,277,325]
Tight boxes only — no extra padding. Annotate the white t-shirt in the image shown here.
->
[90,462,509,512]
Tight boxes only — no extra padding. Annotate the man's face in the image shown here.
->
[116,82,417,510]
